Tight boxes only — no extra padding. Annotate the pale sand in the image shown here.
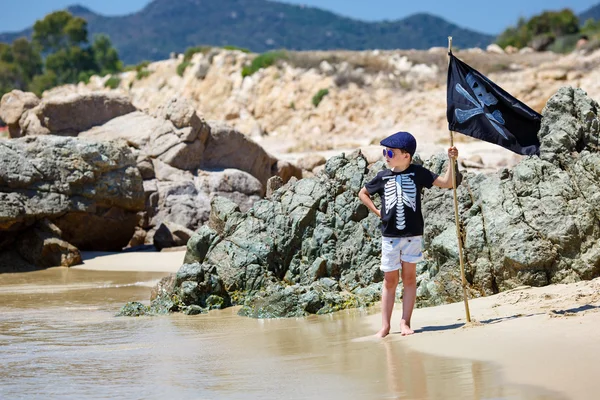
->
[364,278,600,400]
[75,250,185,273]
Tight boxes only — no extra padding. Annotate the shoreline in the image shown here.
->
[74,251,599,399]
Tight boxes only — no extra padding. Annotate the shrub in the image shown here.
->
[124,60,150,72]
[547,33,581,53]
[104,75,121,89]
[241,51,288,77]
[312,89,329,108]
[177,61,191,77]
[184,46,211,62]
[136,69,151,80]
[223,45,250,53]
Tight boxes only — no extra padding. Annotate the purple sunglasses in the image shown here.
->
[383,148,395,158]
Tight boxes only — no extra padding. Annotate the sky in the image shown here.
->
[0,0,598,34]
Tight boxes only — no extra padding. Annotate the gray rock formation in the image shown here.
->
[417,86,600,306]
[81,97,281,246]
[0,136,144,262]
[128,87,600,318]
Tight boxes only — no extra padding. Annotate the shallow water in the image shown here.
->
[0,268,563,400]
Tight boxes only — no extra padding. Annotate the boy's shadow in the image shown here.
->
[409,304,600,334]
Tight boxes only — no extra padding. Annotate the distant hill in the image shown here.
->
[0,0,494,65]
[579,3,600,23]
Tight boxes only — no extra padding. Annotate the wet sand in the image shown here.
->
[0,266,562,399]
[18,251,600,399]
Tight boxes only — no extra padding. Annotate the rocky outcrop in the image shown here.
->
[79,96,285,245]
[0,136,145,264]
[129,87,600,318]
[416,86,600,306]
[1,91,136,138]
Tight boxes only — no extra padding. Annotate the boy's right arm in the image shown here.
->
[358,187,381,218]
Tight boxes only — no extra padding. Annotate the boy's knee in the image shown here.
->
[383,274,399,288]
[402,276,416,287]
[401,271,416,286]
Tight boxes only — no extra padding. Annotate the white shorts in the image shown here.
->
[381,236,424,272]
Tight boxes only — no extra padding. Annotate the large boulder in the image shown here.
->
[0,135,145,254]
[137,87,600,318]
[81,110,210,171]
[6,92,136,137]
[203,121,278,188]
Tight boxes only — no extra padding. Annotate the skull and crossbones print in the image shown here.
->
[454,72,508,139]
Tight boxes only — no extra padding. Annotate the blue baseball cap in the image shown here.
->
[380,131,417,157]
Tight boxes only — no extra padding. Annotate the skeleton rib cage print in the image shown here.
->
[384,173,417,230]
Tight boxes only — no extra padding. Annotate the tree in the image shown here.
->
[11,38,43,84]
[1,11,122,96]
[92,35,122,74]
[45,46,97,85]
[496,9,581,50]
[33,10,88,53]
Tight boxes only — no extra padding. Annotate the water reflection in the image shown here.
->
[0,268,565,399]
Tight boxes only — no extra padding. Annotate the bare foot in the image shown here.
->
[400,320,414,336]
[375,327,390,338]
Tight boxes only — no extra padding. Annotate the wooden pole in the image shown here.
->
[448,36,472,323]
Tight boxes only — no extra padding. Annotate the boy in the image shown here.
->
[358,131,458,338]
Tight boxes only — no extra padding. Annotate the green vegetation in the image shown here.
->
[0,10,122,97]
[223,45,250,53]
[241,51,288,78]
[177,61,191,77]
[183,46,211,62]
[312,88,329,108]
[104,75,121,89]
[136,68,152,80]
[496,9,600,53]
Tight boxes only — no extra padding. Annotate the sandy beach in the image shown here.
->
[73,251,599,399]
[76,250,185,273]
[365,278,600,400]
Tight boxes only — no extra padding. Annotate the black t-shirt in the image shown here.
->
[365,164,438,238]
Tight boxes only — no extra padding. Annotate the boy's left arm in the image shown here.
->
[433,146,459,189]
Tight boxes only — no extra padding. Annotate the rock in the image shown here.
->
[295,154,326,171]
[486,44,505,54]
[15,219,82,268]
[504,45,518,54]
[153,222,195,250]
[150,274,177,300]
[0,136,144,252]
[21,92,136,137]
[193,59,211,80]
[266,176,284,199]
[529,35,554,51]
[133,87,600,318]
[519,47,534,54]
[128,227,147,248]
[117,302,149,317]
[275,160,302,183]
[81,109,209,171]
[537,69,568,81]
[0,90,40,138]
[202,121,277,188]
